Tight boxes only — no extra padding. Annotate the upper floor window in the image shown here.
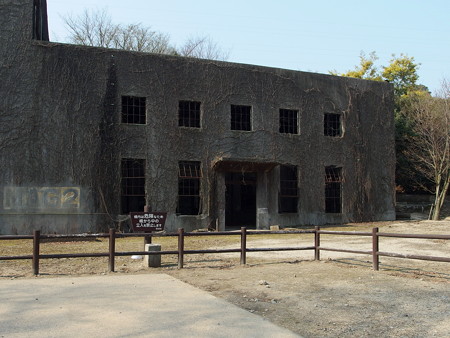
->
[279,165,298,213]
[122,96,146,124]
[179,101,201,128]
[324,113,341,137]
[279,109,299,134]
[231,105,251,131]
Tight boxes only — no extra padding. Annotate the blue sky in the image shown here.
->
[47,0,449,94]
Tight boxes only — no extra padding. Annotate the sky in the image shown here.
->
[46,0,450,94]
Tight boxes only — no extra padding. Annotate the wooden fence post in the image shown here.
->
[178,228,184,269]
[372,227,379,271]
[314,226,320,261]
[240,227,247,265]
[109,228,116,272]
[32,230,40,275]
[143,205,152,246]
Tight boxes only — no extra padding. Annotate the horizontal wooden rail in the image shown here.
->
[246,230,316,235]
[39,253,109,259]
[114,250,180,256]
[378,251,450,262]
[0,226,448,275]
[318,247,373,255]
[0,255,33,260]
[246,246,315,252]
[378,233,450,239]
[318,230,372,236]
[0,235,33,240]
[40,233,109,239]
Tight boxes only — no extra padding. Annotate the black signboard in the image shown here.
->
[130,212,167,232]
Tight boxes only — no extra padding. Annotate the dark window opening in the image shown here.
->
[121,158,146,214]
[231,105,251,131]
[179,101,201,128]
[279,109,298,134]
[177,161,202,215]
[279,165,298,213]
[122,96,146,124]
[325,166,342,213]
[324,113,341,137]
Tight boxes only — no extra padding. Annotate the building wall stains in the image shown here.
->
[0,1,396,234]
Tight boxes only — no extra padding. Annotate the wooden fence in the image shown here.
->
[1,227,449,275]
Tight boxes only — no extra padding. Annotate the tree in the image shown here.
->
[111,24,172,54]
[403,81,450,219]
[63,9,173,53]
[330,51,381,81]
[177,35,229,61]
[63,9,228,60]
[331,52,426,193]
[382,54,420,97]
[331,52,421,97]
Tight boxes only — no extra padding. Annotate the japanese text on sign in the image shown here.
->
[130,212,167,232]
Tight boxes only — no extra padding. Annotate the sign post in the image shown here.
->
[130,211,167,268]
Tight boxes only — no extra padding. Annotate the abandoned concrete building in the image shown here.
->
[0,0,396,235]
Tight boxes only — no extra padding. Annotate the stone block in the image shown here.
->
[144,244,161,268]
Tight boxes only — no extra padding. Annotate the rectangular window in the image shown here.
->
[231,105,251,131]
[324,113,341,137]
[325,166,342,213]
[179,101,201,128]
[122,96,146,124]
[121,159,146,214]
[279,109,298,134]
[177,161,201,215]
[279,165,298,213]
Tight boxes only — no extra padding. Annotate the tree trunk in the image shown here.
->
[431,178,450,220]
[431,202,441,220]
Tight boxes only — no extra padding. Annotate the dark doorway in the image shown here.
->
[225,172,257,229]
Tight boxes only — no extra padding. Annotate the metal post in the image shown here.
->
[109,228,116,272]
[32,230,40,275]
[178,228,184,269]
[372,227,379,271]
[240,227,247,265]
[314,226,320,261]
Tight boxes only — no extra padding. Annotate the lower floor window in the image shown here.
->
[279,165,298,213]
[121,158,146,214]
[177,161,201,215]
[325,166,342,213]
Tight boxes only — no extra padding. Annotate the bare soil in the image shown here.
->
[1,218,449,337]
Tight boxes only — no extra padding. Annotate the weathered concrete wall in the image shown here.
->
[0,0,395,234]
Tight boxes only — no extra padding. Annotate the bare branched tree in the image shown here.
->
[178,35,229,61]
[63,9,173,53]
[405,80,450,219]
[64,9,118,48]
[63,9,228,60]
[112,24,172,53]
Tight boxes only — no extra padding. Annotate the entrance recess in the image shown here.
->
[225,172,257,229]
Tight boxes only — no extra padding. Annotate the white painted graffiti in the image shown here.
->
[3,187,81,210]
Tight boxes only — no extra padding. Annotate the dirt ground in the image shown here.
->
[1,218,449,337]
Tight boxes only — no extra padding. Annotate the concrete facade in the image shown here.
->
[0,0,396,234]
